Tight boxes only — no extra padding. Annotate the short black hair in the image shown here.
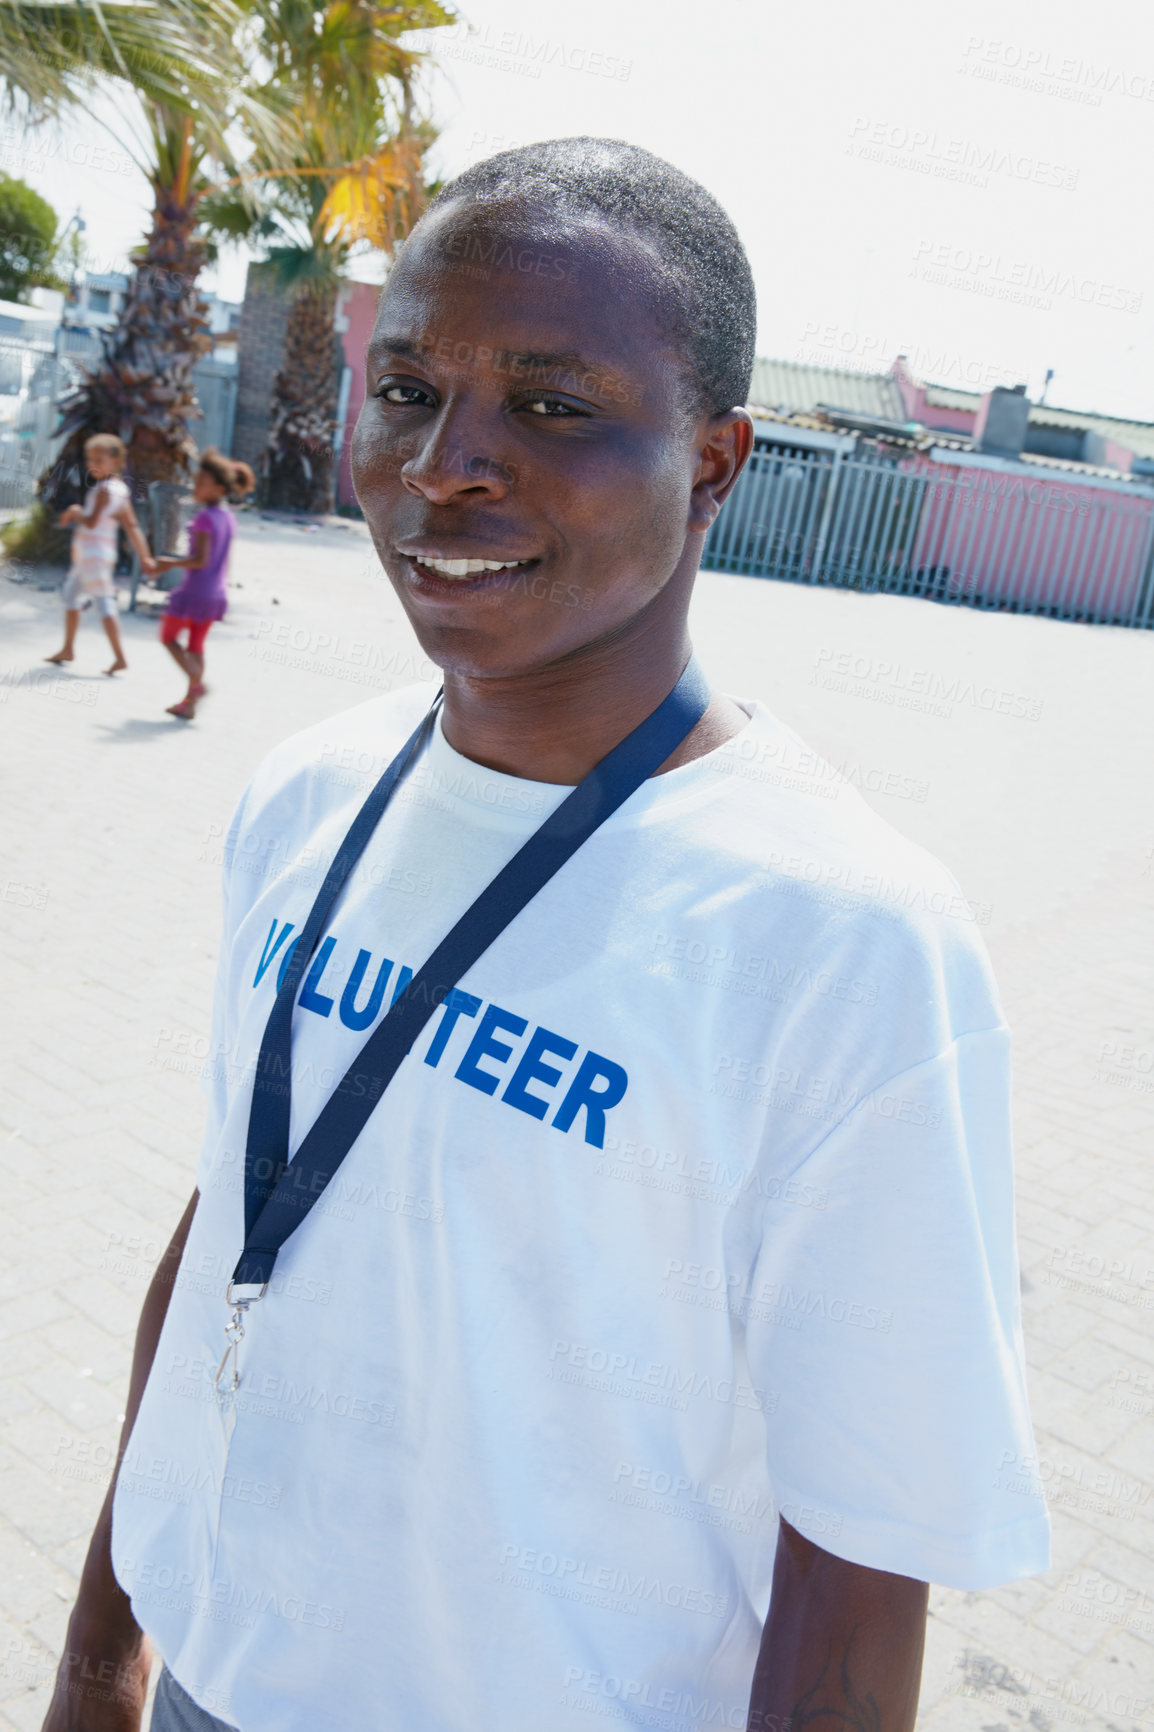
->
[425,137,756,417]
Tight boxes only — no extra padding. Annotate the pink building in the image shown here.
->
[334,279,383,509]
[902,451,1154,622]
[889,356,976,435]
[711,356,1154,626]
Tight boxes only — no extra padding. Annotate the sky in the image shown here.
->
[7,0,1154,420]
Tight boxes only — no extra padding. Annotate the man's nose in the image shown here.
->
[400,406,514,505]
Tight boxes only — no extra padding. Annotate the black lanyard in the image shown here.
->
[227,658,710,1317]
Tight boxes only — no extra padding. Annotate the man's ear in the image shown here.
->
[688,410,754,534]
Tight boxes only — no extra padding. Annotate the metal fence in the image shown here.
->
[704,443,1154,629]
[0,346,70,512]
[0,340,239,516]
[190,356,238,456]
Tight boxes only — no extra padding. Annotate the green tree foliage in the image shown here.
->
[0,171,64,301]
[0,0,290,509]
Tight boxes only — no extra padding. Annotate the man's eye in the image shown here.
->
[522,396,583,417]
[377,383,433,406]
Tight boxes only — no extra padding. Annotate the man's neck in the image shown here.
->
[438,617,747,785]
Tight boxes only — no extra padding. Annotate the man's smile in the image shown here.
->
[417,556,533,578]
[396,546,544,594]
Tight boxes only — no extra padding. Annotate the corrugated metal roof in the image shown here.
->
[1020,450,1145,480]
[923,383,981,411]
[1027,404,1154,458]
[750,360,1154,466]
[748,357,905,420]
[921,383,1154,457]
[928,439,1143,483]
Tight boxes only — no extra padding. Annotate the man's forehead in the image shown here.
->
[373,276,653,390]
[381,203,664,322]
[370,205,688,408]
[410,195,640,271]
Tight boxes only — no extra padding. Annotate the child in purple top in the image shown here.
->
[153,448,255,720]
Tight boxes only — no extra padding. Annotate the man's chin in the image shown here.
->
[402,614,592,685]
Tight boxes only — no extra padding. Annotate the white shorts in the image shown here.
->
[63,564,118,617]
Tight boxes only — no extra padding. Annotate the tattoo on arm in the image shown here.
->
[790,1632,881,1732]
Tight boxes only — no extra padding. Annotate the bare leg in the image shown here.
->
[163,637,197,682]
[163,636,204,717]
[45,610,81,663]
[102,614,128,674]
[183,650,206,699]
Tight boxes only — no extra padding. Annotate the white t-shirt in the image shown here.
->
[111,684,1049,1732]
[72,474,129,581]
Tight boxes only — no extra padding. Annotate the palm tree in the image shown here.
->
[203,2,451,513]
[0,0,289,527]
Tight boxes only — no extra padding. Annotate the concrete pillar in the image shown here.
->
[974,385,1030,458]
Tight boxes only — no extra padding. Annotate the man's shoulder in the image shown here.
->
[705,704,946,884]
[242,681,438,812]
[707,705,995,990]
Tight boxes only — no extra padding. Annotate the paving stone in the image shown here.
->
[1055,1632,1154,1722]
[1030,1587,1116,1655]
[17,1353,125,1434]
[1048,1335,1134,1397]
[1057,1543,1154,1652]
[2,1685,57,1732]
[1021,1301,1103,1354]
[0,1453,96,1554]
[49,1276,143,1343]
[0,1293,75,1344]
[0,1615,55,1707]
[0,1519,75,1626]
[34,1316,130,1385]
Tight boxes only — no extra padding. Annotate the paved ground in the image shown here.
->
[1,516,1151,1732]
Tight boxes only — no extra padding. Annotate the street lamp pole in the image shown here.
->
[53,209,87,362]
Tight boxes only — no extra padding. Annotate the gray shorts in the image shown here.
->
[150,1666,238,1732]
[63,565,119,617]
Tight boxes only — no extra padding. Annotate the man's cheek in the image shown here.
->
[347,421,383,501]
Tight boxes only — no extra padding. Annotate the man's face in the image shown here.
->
[351,203,744,679]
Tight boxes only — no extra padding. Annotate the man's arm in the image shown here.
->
[41,1188,200,1732]
[748,1519,928,1732]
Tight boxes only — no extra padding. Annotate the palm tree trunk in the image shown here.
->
[263,282,342,515]
[40,142,211,514]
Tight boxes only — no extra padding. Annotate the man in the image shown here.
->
[45,139,1049,1732]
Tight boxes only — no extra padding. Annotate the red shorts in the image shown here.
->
[161,615,213,655]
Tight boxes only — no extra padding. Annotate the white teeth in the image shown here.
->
[417,557,529,578]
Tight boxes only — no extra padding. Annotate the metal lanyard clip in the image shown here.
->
[214,1281,267,1395]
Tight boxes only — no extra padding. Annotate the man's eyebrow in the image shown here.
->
[368,336,605,376]
[504,350,593,373]
[369,335,426,362]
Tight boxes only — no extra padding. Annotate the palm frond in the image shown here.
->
[264,242,344,292]
[196,185,278,242]
[0,1,294,176]
[318,133,425,249]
